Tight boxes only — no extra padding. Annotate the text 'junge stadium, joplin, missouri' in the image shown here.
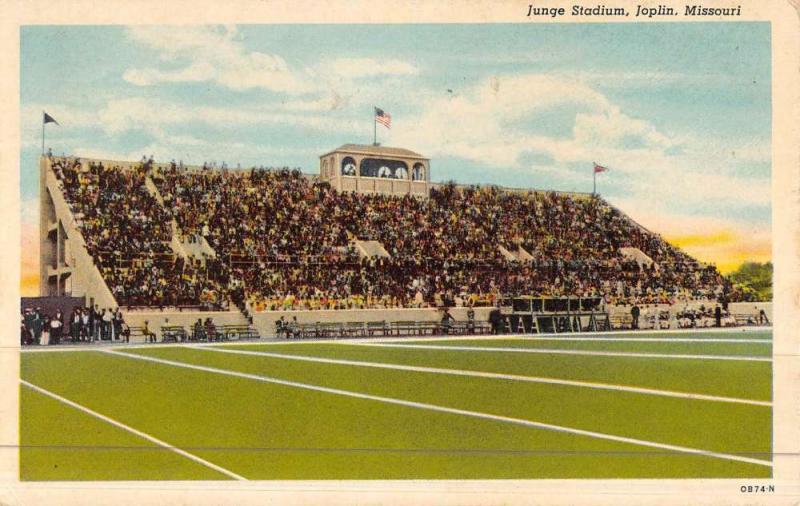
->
[23,142,771,346]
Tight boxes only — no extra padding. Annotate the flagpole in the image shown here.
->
[593,167,596,195]
[42,113,45,155]
[373,107,377,146]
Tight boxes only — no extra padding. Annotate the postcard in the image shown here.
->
[1,0,798,504]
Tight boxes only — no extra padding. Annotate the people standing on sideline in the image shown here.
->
[440,308,454,335]
[113,309,123,341]
[102,308,113,340]
[91,305,100,341]
[20,314,27,346]
[22,309,34,345]
[49,313,63,345]
[70,309,81,343]
[489,308,501,334]
[32,309,43,344]
[466,305,476,334]
[81,309,90,342]
[630,304,640,330]
[40,317,50,346]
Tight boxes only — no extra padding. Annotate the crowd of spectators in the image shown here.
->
[52,157,229,309]
[152,165,728,311]
[50,156,730,312]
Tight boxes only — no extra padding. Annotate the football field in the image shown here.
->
[19,329,772,481]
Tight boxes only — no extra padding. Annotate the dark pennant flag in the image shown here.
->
[43,112,59,125]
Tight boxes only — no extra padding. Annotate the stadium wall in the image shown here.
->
[728,302,773,321]
[252,307,494,337]
[121,310,250,341]
[40,157,117,309]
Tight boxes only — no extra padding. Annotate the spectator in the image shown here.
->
[630,304,640,330]
[113,309,124,341]
[143,320,156,343]
[440,308,454,335]
[49,313,63,345]
[40,317,50,346]
[102,309,113,340]
[489,308,502,334]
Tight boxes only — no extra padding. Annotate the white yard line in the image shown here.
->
[346,342,772,362]
[378,337,771,343]
[193,346,771,407]
[18,326,773,353]
[20,379,247,481]
[333,326,773,344]
[104,349,772,468]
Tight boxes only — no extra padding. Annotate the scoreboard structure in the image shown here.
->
[319,143,430,196]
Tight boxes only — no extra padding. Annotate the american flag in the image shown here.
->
[374,107,391,128]
[593,162,609,174]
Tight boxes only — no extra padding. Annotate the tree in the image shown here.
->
[728,262,772,301]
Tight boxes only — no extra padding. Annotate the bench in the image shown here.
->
[281,319,492,340]
[219,325,260,340]
[449,320,490,335]
[346,322,368,337]
[129,326,155,343]
[733,314,760,326]
[391,321,420,336]
[366,321,388,337]
[160,325,188,343]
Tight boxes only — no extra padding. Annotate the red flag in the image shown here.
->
[593,163,608,174]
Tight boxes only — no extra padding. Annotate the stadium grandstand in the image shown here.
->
[25,145,771,344]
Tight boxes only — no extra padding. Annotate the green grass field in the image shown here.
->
[20,330,772,481]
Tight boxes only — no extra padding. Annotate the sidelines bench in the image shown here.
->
[281,319,493,339]
[366,321,388,336]
[219,324,260,340]
[160,325,188,343]
[450,320,491,335]
[129,326,156,343]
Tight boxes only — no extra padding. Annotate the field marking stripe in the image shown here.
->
[17,327,773,353]
[380,337,771,343]
[20,379,247,481]
[195,346,771,407]
[347,342,772,362]
[333,326,773,344]
[104,349,772,468]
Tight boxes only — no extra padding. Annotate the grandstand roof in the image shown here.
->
[321,144,428,160]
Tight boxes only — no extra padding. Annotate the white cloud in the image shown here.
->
[71,139,323,169]
[390,73,653,167]
[572,107,673,152]
[324,57,418,78]
[124,26,313,94]
[87,96,363,136]
[122,26,421,116]
[20,198,38,226]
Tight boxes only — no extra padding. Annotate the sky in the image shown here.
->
[19,23,772,295]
